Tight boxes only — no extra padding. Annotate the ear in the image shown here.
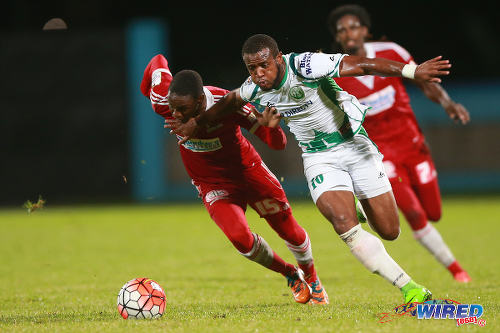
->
[197,93,205,104]
[360,26,369,39]
[196,93,206,111]
[276,51,284,62]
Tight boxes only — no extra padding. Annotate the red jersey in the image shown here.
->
[334,42,425,160]
[140,55,287,184]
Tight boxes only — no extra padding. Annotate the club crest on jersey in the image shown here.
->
[289,86,305,101]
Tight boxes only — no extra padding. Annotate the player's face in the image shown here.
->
[335,14,368,55]
[243,48,284,91]
[168,93,204,123]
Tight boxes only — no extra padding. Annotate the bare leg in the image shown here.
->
[360,191,401,240]
[316,189,400,241]
[315,190,358,235]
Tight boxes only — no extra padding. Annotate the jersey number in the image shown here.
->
[415,161,434,184]
[255,199,281,216]
[310,174,324,189]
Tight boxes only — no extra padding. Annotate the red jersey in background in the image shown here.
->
[335,41,424,162]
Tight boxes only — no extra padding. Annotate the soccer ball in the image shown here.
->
[117,277,166,319]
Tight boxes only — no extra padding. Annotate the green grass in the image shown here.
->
[0,196,498,332]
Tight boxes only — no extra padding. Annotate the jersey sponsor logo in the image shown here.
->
[299,52,313,75]
[205,189,229,205]
[181,137,222,152]
[359,85,396,116]
[288,86,305,101]
[281,100,313,117]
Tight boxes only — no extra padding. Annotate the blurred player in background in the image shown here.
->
[327,4,471,282]
[167,34,453,303]
[140,54,328,305]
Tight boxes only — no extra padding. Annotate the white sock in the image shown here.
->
[414,223,455,267]
[285,232,313,265]
[340,224,411,288]
[240,233,274,268]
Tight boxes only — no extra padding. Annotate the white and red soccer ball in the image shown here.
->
[117,278,166,319]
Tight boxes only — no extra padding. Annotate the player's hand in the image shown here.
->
[443,100,470,125]
[164,118,198,145]
[254,106,282,128]
[415,56,451,83]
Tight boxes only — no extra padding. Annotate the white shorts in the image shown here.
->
[303,134,392,203]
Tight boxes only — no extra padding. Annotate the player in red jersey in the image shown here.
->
[328,4,471,282]
[140,54,328,304]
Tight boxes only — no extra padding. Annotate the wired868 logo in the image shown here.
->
[378,299,486,327]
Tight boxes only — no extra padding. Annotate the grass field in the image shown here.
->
[0,196,498,332]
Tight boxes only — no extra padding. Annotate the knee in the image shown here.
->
[316,195,358,234]
[426,207,442,222]
[378,226,400,241]
[404,208,427,226]
[330,213,359,234]
[266,210,304,242]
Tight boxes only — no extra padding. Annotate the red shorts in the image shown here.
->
[381,141,437,187]
[193,161,290,217]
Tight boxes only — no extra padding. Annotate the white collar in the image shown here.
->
[203,86,214,110]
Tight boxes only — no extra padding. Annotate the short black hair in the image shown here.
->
[241,34,280,58]
[327,4,371,36]
[169,69,204,99]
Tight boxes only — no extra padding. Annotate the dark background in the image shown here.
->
[5,0,500,81]
[2,0,500,206]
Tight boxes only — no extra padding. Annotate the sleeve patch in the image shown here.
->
[151,68,172,87]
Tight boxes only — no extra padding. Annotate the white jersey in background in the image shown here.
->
[239,52,370,153]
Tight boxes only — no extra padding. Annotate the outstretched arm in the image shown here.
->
[140,54,173,118]
[236,106,287,150]
[339,55,450,83]
[413,81,470,124]
[165,89,246,144]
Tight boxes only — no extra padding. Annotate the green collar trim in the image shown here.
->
[275,55,288,90]
[249,84,260,101]
[289,53,303,78]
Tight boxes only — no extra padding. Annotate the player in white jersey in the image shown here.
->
[327,4,471,283]
[167,34,452,304]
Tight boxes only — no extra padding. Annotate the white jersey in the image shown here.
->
[239,52,370,153]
